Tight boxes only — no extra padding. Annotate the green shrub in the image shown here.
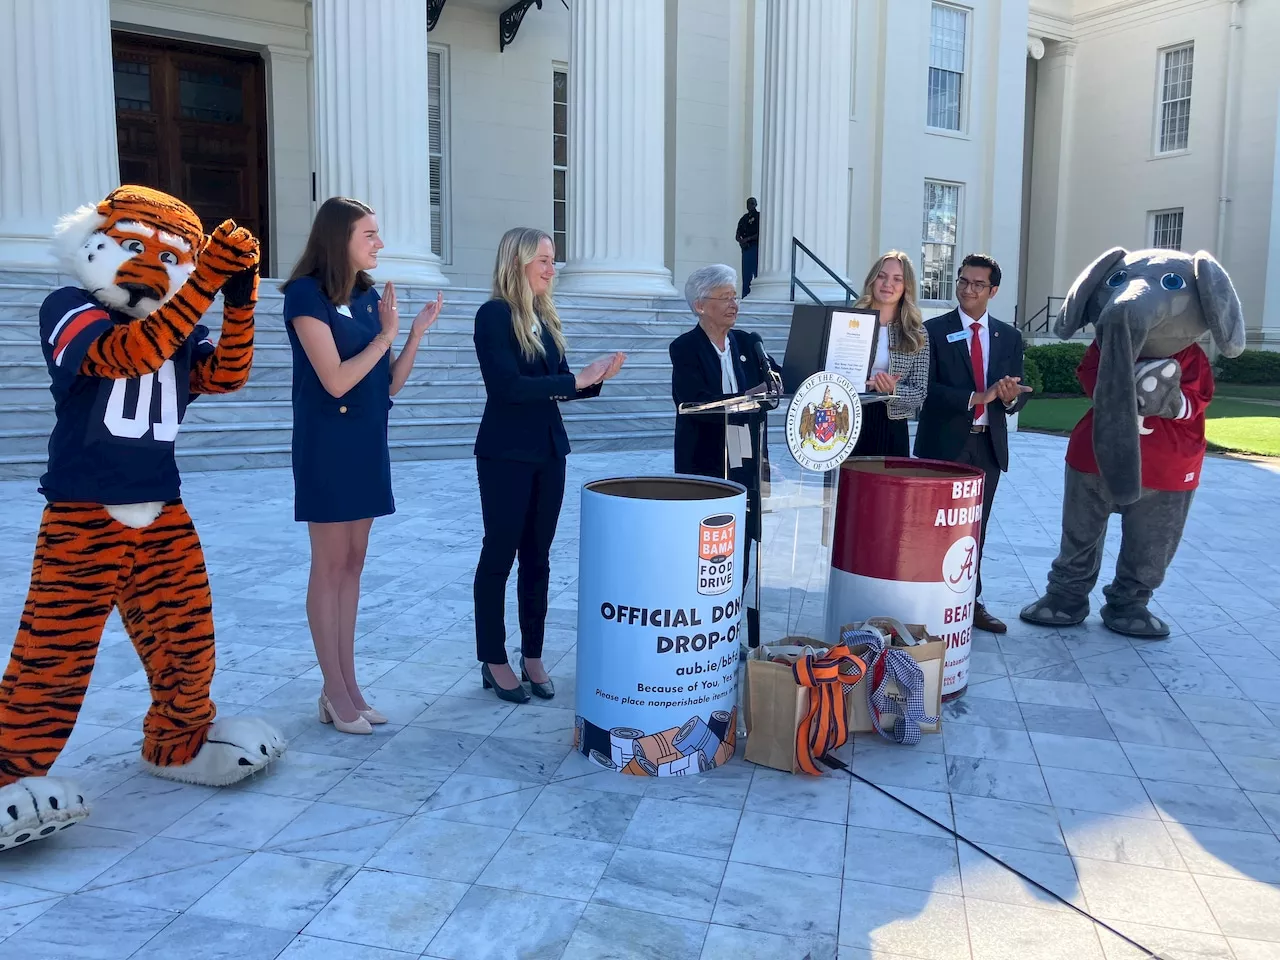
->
[1024,342,1088,395]
[1215,349,1280,385]
[1022,354,1045,394]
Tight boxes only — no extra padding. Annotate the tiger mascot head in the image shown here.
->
[52,185,206,319]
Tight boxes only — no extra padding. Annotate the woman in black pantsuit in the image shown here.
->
[472,227,625,703]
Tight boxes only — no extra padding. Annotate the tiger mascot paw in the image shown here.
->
[141,717,286,787]
[0,777,91,851]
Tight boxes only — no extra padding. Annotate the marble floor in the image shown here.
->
[0,435,1278,960]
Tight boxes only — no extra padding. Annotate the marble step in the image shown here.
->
[0,407,690,457]
[0,391,680,431]
[0,275,799,472]
[0,317,793,352]
[0,374,680,406]
[0,338,788,371]
[0,423,788,480]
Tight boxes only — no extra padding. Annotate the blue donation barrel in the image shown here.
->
[576,476,746,776]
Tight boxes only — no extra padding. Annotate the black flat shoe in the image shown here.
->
[481,662,530,704]
[519,656,555,700]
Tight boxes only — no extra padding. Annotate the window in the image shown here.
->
[927,3,967,131]
[113,59,151,112]
[427,47,449,259]
[922,181,961,301]
[1151,209,1184,250]
[553,66,568,262]
[1157,43,1193,154]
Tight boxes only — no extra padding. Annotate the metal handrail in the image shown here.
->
[789,237,858,306]
[1017,295,1066,335]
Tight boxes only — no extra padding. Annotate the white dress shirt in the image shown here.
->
[707,331,739,393]
[704,329,751,467]
[871,323,891,376]
[963,309,991,426]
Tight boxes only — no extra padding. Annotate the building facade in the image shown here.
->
[0,0,1032,310]
[1024,0,1280,344]
[0,0,1275,341]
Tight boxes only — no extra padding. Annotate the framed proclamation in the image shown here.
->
[822,309,879,389]
[781,305,881,394]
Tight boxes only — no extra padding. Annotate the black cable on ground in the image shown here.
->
[819,755,1164,959]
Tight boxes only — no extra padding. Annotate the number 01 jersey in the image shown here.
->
[37,286,213,505]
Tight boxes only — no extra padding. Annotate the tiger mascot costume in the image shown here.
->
[0,186,286,852]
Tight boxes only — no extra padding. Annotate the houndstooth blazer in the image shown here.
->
[883,323,931,420]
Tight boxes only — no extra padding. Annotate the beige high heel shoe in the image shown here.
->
[318,694,373,735]
[359,706,388,725]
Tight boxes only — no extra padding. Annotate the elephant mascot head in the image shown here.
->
[1053,247,1246,505]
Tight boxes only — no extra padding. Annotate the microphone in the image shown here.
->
[754,339,782,398]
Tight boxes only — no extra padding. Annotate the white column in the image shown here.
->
[747,0,853,302]
[0,0,118,270]
[1262,85,1280,344]
[981,2,1030,313]
[1023,40,1077,321]
[312,0,448,286]
[557,0,676,296]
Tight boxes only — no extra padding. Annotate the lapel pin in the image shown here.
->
[739,355,746,362]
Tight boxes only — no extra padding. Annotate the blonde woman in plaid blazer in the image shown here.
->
[852,251,931,457]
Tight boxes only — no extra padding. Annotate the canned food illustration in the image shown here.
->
[697,513,736,596]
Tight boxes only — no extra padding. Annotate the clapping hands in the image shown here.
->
[984,375,1033,406]
[411,290,444,338]
[574,352,627,391]
[865,372,900,394]
[379,283,444,343]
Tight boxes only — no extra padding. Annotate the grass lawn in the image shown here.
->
[1017,388,1280,458]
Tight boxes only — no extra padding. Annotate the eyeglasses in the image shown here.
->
[956,279,991,292]
[704,295,740,304]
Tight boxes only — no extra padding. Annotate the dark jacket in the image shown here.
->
[670,325,778,482]
[473,299,600,462]
[913,309,1029,471]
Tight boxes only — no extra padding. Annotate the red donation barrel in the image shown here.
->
[825,457,986,700]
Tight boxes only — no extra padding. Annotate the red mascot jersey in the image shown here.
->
[1065,342,1215,492]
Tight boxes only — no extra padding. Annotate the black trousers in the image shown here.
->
[952,429,1000,600]
[741,243,758,296]
[474,455,567,664]
[851,401,910,458]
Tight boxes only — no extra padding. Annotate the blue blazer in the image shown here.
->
[473,299,601,462]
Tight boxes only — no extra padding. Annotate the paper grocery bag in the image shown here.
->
[845,620,945,736]
[744,657,808,774]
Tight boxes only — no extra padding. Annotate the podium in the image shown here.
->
[677,380,782,650]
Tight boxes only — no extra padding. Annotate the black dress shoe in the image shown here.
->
[973,603,1007,634]
[481,662,531,703]
[520,656,555,700]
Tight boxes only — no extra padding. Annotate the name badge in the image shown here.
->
[946,330,968,344]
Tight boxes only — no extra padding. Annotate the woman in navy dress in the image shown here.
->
[473,228,625,702]
[282,197,442,734]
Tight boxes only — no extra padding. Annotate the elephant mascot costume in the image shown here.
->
[1020,247,1245,638]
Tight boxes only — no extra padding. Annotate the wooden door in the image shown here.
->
[112,34,269,268]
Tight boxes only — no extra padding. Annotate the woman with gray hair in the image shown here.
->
[669,264,781,649]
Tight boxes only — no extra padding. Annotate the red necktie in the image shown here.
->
[969,322,985,420]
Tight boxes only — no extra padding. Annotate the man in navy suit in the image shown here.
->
[914,254,1033,634]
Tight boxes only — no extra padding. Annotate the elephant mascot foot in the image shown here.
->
[1100,602,1170,639]
[141,718,287,787]
[0,777,91,851]
[1019,594,1089,627]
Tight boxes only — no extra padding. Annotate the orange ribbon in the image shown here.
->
[791,644,867,776]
